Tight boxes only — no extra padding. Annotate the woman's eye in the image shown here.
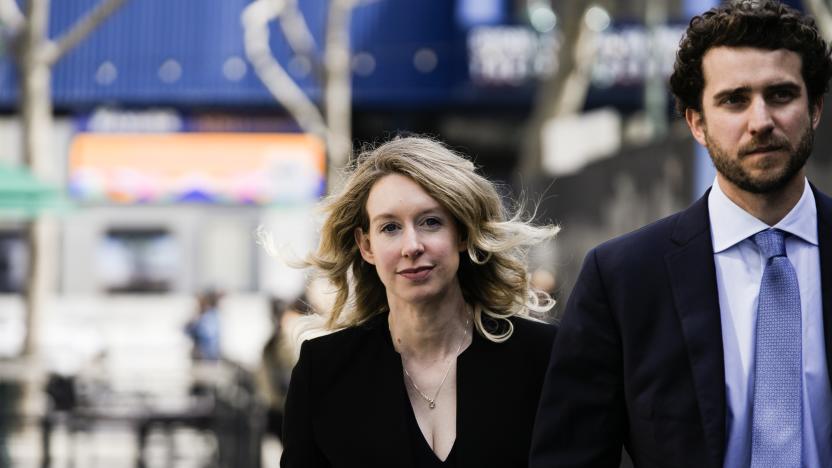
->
[424,217,441,227]
[380,223,398,233]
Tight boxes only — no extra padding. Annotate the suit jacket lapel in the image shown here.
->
[811,185,832,387]
[665,191,726,467]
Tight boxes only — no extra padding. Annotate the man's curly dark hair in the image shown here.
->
[669,0,832,116]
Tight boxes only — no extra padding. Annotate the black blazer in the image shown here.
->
[280,312,556,468]
[530,186,832,468]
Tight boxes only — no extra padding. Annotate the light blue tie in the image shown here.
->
[750,229,802,468]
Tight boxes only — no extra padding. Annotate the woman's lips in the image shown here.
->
[398,266,434,281]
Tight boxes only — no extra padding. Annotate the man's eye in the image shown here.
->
[770,90,796,103]
[721,95,745,105]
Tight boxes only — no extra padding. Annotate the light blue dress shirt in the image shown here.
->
[709,179,832,468]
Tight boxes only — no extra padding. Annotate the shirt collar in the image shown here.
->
[708,177,817,253]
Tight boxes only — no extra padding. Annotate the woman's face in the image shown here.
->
[356,173,466,307]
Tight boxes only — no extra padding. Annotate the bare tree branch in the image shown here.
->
[519,1,598,176]
[804,0,832,43]
[0,0,24,35]
[280,0,318,58]
[244,0,286,25]
[44,0,128,65]
[537,8,597,122]
[242,0,358,187]
[242,0,329,142]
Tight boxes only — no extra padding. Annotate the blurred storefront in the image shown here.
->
[64,123,324,295]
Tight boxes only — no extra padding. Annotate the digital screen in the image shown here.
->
[68,133,326,205]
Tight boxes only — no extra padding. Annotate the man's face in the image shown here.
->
[685,46,821,195]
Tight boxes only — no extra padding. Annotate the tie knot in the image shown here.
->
[752,229,787,260]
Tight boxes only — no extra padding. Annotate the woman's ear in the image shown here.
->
[457,224,468,253]
[355,227,375,265]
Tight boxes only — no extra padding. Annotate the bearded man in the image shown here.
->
[530,1,832,467]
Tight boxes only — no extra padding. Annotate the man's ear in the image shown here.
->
[355,227,375,265]
[685,108,708,147]
[812,98,824,129]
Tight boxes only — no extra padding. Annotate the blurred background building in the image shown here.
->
[1,0,832,466]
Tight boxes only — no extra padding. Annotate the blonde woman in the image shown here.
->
[280,137,559,468]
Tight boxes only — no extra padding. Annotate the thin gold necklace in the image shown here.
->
[401,317,471,410]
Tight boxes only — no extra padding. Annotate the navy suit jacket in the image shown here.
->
[530,186,832,468]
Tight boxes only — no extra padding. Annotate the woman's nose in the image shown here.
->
[400,227,424,257]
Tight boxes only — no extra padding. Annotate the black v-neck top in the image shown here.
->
[280,312,557,468]
[405,393,458,467]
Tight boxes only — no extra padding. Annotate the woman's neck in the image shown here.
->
[387,288,471,361]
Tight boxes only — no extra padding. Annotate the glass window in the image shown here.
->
[97,228,178,293]
[0,230,27,293]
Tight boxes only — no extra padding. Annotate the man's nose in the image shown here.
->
[748,98,775,136]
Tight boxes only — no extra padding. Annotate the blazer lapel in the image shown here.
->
[361,319,417,468]
[455,331,480,468]
[811,185,832,387]
[664,192,726,467]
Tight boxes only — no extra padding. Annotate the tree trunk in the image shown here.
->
[19,0,53,357]
[323,0,354,189]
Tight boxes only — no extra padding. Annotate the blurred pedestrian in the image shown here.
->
[531,1,832,467]
[256,295,309,441]
[280,136,559,467]
[185,290,222,361]
[0,380,20,467]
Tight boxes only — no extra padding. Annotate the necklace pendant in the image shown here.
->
[429,401,436,409]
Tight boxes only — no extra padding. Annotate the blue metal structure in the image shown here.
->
[0,0,480,109]
[0,0,767,111]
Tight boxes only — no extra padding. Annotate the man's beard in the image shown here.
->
[704,126,814,194]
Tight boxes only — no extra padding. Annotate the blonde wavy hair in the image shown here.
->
[307,136,559,342]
